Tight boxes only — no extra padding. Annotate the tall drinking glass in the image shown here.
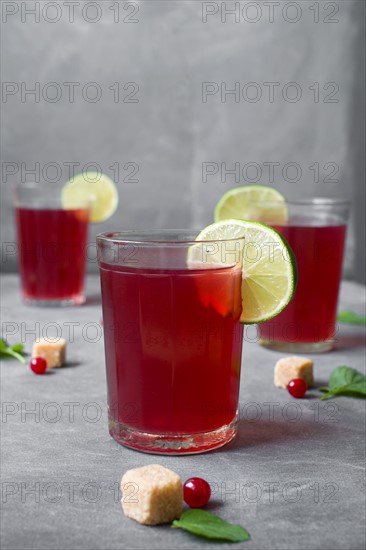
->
[257,199,350,353]
[97,230,245,454]
[14,182,90,306]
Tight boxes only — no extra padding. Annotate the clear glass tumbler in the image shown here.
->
[257,199,350,353]
[97,230,245,454]
[14,182,90,306]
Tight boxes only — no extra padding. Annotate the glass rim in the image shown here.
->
[13,181,91,209]
[96,230,246,245]
[13,182,69,192]
[253,197,351,207]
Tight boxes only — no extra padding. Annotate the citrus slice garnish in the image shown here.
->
[189,219,297,324]
[214,185,288,225]
[61,172,118,223]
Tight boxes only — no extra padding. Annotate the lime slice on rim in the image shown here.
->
[189,219,297,324]
[214,185,288,225]
[61,172,118,223]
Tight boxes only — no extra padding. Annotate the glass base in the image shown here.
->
[23,295,85,307]
[259,338,334,353]
[108,414,238,455]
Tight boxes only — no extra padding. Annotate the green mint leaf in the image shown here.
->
[328,366,365,391]
[172,509,250,542]
[320,366,366,399]
[0,338,27,364]
[320,392,333,401]
[337,310,366,325]
[321,388,366,400]
[0,339,9,351]
[11,343,24,353]
[0,348,26,364]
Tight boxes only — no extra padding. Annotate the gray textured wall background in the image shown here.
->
[1,0,365,281]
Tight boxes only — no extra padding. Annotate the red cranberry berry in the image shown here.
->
[183,477,211,508]
[287,378,307,398]
[30,357,48,375]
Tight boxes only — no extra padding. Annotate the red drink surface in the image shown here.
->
[100,261,243,434]
[260,221,346,343]
[15,207,89,302]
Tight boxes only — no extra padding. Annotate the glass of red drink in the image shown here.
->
[257,199,350,353]
[97,230,245,454]
[14,182,90,306]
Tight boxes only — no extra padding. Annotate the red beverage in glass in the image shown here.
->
[259,221,346,347]
[100,262,243,433]
[15,207,89,305]
[97,230,245,454]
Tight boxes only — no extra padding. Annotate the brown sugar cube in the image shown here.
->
[121,464,183,525]
[32,338,66,368]
[274,356,314,389]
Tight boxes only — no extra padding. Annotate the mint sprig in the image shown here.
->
[172,509,250,542]
[337,310,366,325]
[0,338,26,364]
[320,366,366,400]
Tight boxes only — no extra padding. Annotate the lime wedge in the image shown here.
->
[61,172,118,223]
[214,185,288,225]
[190,220,297,324]
[187,227,246,319]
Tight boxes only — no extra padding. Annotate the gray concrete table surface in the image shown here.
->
[1,274,365,550]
